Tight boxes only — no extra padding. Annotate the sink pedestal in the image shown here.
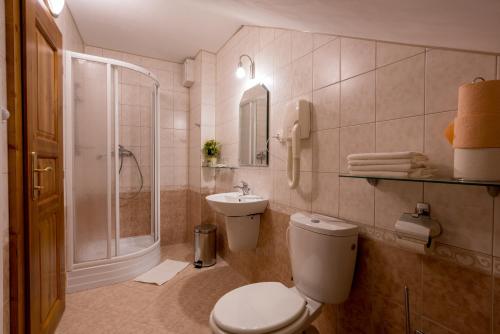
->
[205,192,268,252]
[225,214,261,251]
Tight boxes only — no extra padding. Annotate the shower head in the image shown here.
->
[119,144,133,157]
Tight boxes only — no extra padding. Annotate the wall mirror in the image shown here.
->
[239,84,269,166]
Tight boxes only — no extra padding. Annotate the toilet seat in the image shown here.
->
[212,282,307,334]
[210,308,310,334]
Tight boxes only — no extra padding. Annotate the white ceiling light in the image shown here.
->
[45,0,65,18]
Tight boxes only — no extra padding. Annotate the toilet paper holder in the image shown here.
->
[395,203,441,249]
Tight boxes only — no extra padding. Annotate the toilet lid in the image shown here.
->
[213,282,306,334]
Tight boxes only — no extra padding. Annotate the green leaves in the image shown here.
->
[202,139,221,157]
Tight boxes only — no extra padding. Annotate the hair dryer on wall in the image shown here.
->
[282,100,311,189]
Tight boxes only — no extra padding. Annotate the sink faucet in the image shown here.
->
[233,181,251,195]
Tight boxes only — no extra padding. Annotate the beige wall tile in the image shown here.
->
[246,169,273,200]
[376,42,424,67]
[339,123,375,173]
[375,181,423,230]
[376,54,424,121]
[0,174,8,236]
[340,71,375,126]
[313,34,337,50]
[274,31,292,70]
[259,28,275,50]
[424,111,456,177]
[0,123,7,173]
[312,83,340,131]
[159,90,174,111]
[290,171,312,211]
[173,111,188,130]
[312,172,339,217]
[273,170,291,206]
[340,38,375,80]
[292,54,313,97]
[291,31,313,61]
[173,92,189,111]
[424,184,493,254]
[300,136,313,172]
[274,64,293,103]
[376,116,424,153]
[312,128,340,173]
[255,58,274,95]
[425,49,496,114]
[339,177,374,225]
[312,39,340,90]
[85,46,103,56]
[422,257,492,333]
[494,197,500,257]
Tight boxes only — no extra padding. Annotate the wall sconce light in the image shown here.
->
[236,54,255,79]
[44,0,65,18]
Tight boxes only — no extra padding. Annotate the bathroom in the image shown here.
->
[1,0,500,333]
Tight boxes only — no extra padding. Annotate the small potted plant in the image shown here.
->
[202,139,221,167]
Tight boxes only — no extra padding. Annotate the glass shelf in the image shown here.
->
[202,165,238,170]
[339,174,500,197]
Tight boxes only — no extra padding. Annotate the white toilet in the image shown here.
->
[209,212,359,334]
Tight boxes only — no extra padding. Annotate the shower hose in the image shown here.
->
[118,144,144,200]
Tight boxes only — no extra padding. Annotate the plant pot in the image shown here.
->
[208,156,218,167]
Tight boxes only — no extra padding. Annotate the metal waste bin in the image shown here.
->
[194,224,217,268]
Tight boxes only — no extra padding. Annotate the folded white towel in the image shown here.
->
[349,164,415,172]
[349,168,435,178]
[347,152,427,161]
[348,158,427,166]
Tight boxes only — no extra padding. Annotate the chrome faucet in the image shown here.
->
[233,181,251,195]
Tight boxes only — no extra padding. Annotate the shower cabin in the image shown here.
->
[64,52,161,292]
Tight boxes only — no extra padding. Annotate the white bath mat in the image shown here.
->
[134,259,189,285]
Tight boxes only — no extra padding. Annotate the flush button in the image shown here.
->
[310,219,320,224]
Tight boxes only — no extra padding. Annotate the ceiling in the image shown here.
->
[67,0,500,63]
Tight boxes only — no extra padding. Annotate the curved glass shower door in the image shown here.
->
[65,52,160,281]
[71,58,114,263]
[117,67,158,256]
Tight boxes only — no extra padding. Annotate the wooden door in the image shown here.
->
[23,0,65,332]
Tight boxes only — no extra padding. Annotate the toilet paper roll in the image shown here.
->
[454,148,500,180]
[458,80,500,115]
[396,238,427,255]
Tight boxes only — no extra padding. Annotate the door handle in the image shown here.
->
[31,152,52,200]
[34,166,53,173]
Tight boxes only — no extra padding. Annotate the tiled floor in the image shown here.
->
[56,243,249,334]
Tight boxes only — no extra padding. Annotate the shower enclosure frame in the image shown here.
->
[64,51,161,292]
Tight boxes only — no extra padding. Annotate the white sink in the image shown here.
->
[206,192,268,217]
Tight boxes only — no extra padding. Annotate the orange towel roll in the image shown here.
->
[452,113,500,148]
[445,79,500,148]
[458,80,500,115]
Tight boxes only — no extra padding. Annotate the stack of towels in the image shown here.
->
[347,152,434,178]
